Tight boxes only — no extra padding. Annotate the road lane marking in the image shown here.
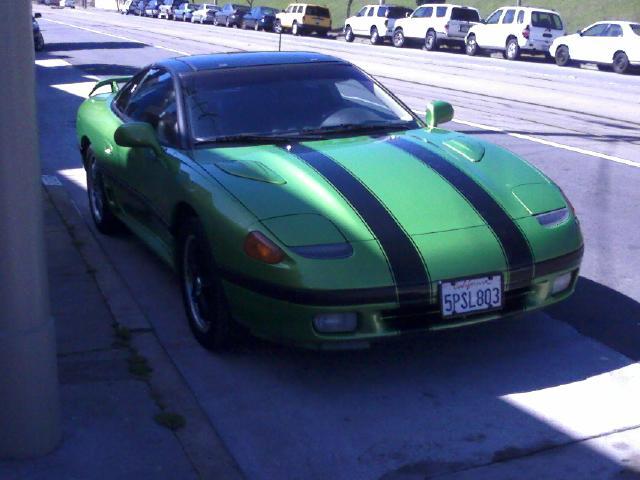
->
[42,18,639,169]
[452,118,640,169]
[35,58,72,67]
[43,18,190,55]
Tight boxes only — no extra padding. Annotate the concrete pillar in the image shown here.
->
[0,3,61,459]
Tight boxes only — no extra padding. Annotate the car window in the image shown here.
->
[516,10,524,24]
[185,63,417,143]
[435,6,447,18]
[383,7,412,19]
[114,69,148,114]
[485,10,502,25]
[451,8,479,22]
[502,9,515,24]
[367,7,374,17]
[606,24,623,37]
[412,6,432,18]
[582,23,609,37]
[377,6,386,17]
[631,24,640,36]
[356,6,366,17]
[531,11,563,30]
[306,6,329,17]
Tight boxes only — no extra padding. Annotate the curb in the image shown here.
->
[44,182,244,480]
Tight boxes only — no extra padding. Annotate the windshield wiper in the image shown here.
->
[301,120,416,136]
[195,132,322,145]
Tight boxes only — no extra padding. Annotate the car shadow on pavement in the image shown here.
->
[44,41,146,52]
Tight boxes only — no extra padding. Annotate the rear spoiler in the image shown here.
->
[88,76,132,97]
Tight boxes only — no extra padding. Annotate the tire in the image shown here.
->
[370,26,380,45]
[465,34,479,56]
[254,21,260,31]
[292,21,299,36]
[274,19,283,34]
[344,25,354,42]
[85,146,121,235]
[213,16,219,26]
[555,45,572,67]
[241,21,246,29]
[505,37,520,60]
[392,29,405,48]
[178,217,237,351]
[612,51,630,74]
[225,17,230,27]
[425,30,438,51]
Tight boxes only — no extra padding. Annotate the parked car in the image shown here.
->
[144,0,161,17]
[241,6,280,31]
[192,4,220,23]
[550,21,640,74]
[344,4,413,45]
[214,4,250,27]
[465,6,565,60]
[174,2,198,21]
[392,4,479,50]
[133,0,149,16]
[158,0,181,19]
[274,4,331,36]
[77,52,583,351]
[120,0,136,14]
[59,0,75,8]
[33,13,44,51]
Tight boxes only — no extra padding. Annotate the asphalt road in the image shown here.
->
[35,6,640,480]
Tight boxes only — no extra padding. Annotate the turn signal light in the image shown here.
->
[244,231,285,264]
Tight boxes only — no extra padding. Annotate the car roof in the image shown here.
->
[162,52,346,74]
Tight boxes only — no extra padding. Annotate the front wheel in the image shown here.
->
[86,146,121,235]
[424,30,438,51]
[213,16,219,26]
[555,45,572,67]
[505,38,520,60]
[612,51,630,74]
[226,17,231,27]
[292,21,299,36]
[274,19,283,34]
[178,218,238,351]
[392,29,405,48]
[370,26,380,45]
[465,34,479,56]
[344,25,354,42]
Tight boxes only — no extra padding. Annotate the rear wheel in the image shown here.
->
[612,51,630,74]
[555,45,572,67]
[425,30,438,51]
[465,34,479,56]
[226,17,231,27]
[292,21,299,36]
[213,16,219,26]
[344,25,354,42]
[178,218,238,351]
[392,29,405,48]
[505,37,520,60]
[254,21,260,31]
[85,146,121,235]
[370,26,380,45]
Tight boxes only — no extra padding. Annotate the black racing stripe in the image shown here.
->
[283,143,430,304]
[389,137,534,284]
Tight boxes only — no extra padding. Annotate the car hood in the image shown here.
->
[192,129,565,242]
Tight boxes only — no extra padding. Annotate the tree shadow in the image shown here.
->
[45,42,146,52]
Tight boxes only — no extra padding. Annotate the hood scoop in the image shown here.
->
[443,137,485,163]
[215,160,286,185]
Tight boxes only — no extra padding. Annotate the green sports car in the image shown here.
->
[76,52,583,350]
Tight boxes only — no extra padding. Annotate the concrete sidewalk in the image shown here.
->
[0,185,243,479]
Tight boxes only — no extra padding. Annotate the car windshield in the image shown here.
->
[451,8,479,22]
[531,11,563,30]
[261,7,278,15]
[184,62,418,144]
[631,24,640,36]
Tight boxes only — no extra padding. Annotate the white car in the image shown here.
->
[344,5,413,45]
[59,0,75,7]
[550,21,640,74]
[465,6,565,60]
[392,4,480,50]
[191,4,218,24]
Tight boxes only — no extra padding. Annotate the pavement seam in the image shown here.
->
[426,422,640,479]
[43,183,245,480]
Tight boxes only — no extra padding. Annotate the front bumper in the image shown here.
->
[221,246,583,348]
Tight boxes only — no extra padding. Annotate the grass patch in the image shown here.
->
[154,412,186,431]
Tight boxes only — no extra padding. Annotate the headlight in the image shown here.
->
[535,207,569,228]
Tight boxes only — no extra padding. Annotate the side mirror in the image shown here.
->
[425,101,454,129]
[35,12,42,18]
[114,122,162,154]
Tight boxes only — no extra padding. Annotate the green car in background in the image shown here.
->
[76,52,583,350]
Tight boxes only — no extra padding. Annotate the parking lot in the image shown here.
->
[32,5,640,479]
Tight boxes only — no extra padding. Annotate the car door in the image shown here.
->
[598,23,624,63]
[349,6,366,34]
[572,23,609,61]
[115,69,182,249]
[405,6,432,39]
[477,9,503,48]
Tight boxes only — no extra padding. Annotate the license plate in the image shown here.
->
[460,24,469,33]
[440,275,503,318]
